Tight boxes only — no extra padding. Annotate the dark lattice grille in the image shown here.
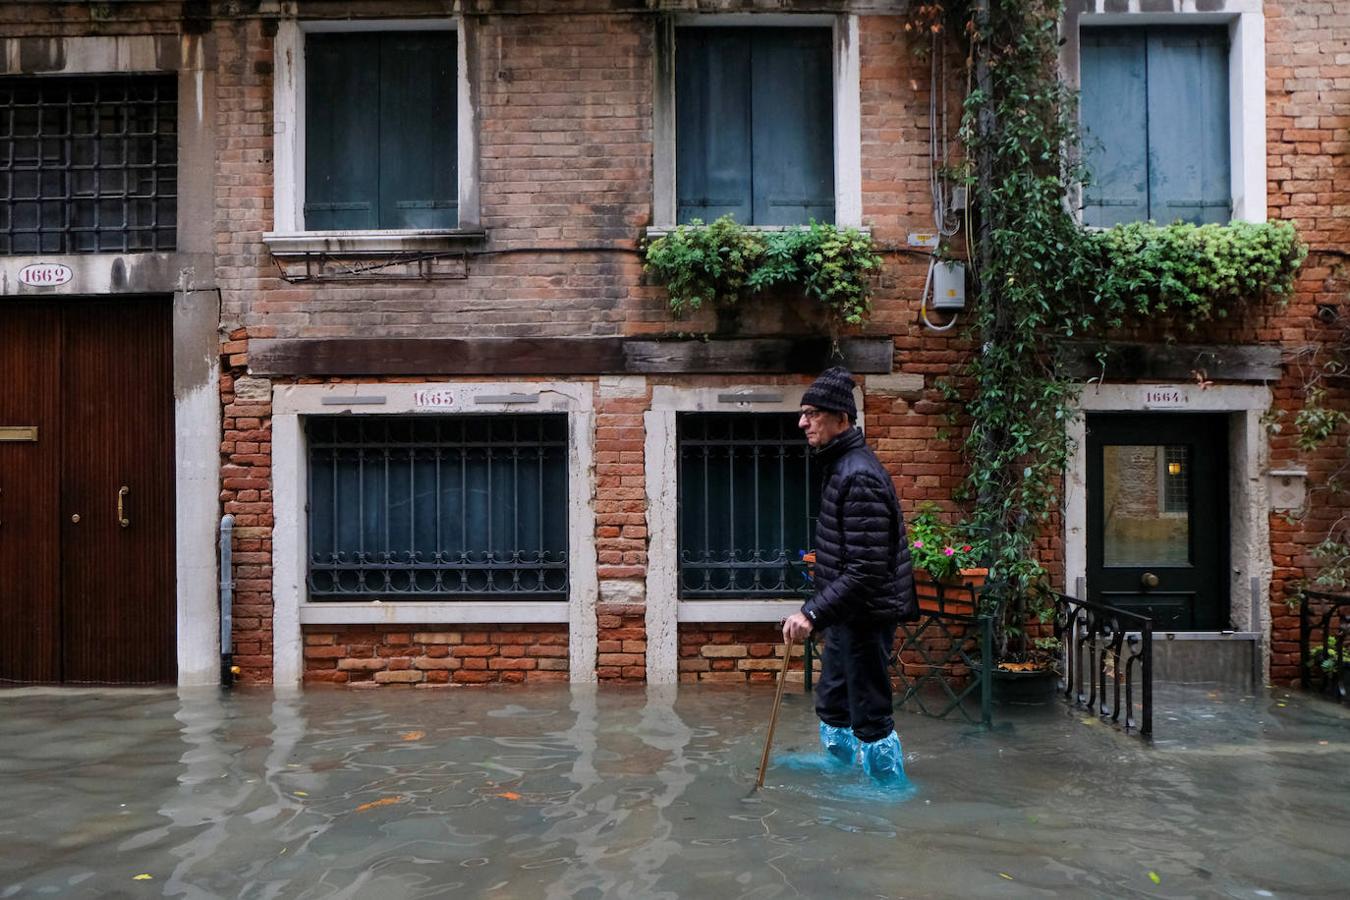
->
[678,412,821,598]
[0,75,177,254]
[306,415,569,599]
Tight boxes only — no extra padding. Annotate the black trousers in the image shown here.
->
[814,619,897,743]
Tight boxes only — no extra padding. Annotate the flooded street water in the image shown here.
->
[2,683,1347,899]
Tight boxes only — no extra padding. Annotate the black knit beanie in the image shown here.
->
[801,366,857,421]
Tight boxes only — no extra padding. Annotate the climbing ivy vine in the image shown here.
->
[913,0,1307,658]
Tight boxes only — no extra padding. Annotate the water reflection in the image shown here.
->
[0,684,1346,898]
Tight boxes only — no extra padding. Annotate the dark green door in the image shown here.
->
[1086,413,1229,630]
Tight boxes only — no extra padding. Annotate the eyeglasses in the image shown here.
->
[799,408,828,421]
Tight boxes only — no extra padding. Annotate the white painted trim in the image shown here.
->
[1,35,169,75]
[1229,11,1266,223]
[271,15,473,236]
[644,383,865,683]
[273,19,304,234]
[271,412,306,689]
[302,19,453,33]
[652,14,864,228]
[174,293,223,687]
[261,230,486,255]
[678,600,802,622]
[1073,6,1268,223]
[300,603,569,625]
[833,15,863,227]
[1063,383,1272,678]
[270,381,598,687]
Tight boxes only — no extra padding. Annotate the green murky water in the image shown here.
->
[1,684,1347,898]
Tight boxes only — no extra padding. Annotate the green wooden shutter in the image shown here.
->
[378,32,457,229]
[751,28,834,225]
[1080,28,1150,227]
[676,29,753,224]
[305,33,379,230]
[1146,27,1231,224]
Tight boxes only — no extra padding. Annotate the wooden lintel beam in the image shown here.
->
[1062,341,1282,383]
[247,336,895,377]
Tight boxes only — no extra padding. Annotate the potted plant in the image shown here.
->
[976,577,1062,706]
[906,502,988,615]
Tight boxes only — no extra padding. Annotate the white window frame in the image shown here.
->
[1065,0,1266,223]
[651,13,863,232]
[644,383,865,684]
[271,382,598,687]
[267,15,481,253]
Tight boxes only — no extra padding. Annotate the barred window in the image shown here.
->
[1162,445,1189,514]
[306,415,569,599]
[0,74,177,254]
[678,413,820,598]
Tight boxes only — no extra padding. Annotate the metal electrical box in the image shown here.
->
[932,261,966,310]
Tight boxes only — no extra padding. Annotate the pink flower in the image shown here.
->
[944,547,956,556]
[913,540,924,548]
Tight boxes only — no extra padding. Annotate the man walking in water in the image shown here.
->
[782,367,918,783]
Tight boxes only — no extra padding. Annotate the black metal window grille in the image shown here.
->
[678,413,820,598]
[306,415,569,599]
[0,74,177,255]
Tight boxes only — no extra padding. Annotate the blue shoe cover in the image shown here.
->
[860,731,906,784]
[819,722,859,765]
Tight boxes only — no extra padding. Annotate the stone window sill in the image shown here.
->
[263,229,487,256]
[644,224,870,239]
[299,601,568,626]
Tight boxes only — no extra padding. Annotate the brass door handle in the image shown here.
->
[118,485,130,528]
[1141,572,1159,589]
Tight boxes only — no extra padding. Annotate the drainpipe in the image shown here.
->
[220,514,236,687]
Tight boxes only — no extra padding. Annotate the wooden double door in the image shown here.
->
[0,299,175,684]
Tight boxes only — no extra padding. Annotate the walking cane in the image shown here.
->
[755,635,795,790]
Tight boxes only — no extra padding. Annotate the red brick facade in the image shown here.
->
[2,1,1344,689]
[303,625,569,686]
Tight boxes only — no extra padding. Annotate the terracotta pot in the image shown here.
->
[914,567,987,615]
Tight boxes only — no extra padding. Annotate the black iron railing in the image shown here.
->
[801,578,994,728]
[890,611,994,727]
[1053,593,1153,738]
[1299,590,1350,703]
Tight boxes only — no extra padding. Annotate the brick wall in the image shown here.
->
[1264,0,1350,684]
[11,2,1337,687]
[678,624,807,685]
[303,625,569,687]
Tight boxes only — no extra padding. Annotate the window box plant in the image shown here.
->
[906,502,988,615]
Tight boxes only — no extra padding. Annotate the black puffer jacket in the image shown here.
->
[801,427,918,630]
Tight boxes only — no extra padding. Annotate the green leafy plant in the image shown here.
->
[644,216,882,331]
[1307,635,1346,675]
[907,501,987,583]
[1088,221,1307,328]
[641,215,763,316]
[923,0,1307,662]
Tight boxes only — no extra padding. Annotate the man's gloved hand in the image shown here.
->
[782,611,814,642]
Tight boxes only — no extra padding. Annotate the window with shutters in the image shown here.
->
[677,413,821,598]
[306,415,569,599]
[675,27,835,226]
[304,31,457,231]
[0,74,177,254]
[1080,26,1231,226]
